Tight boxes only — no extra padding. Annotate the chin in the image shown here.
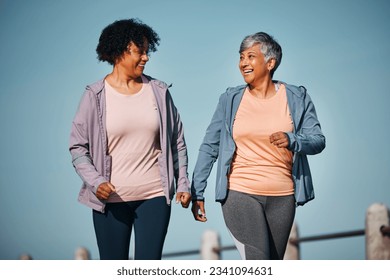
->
[242,77,252,84]
[135,71,144,77]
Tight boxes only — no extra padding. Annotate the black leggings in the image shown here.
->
[93,196,171,260]
[222,190,295,260]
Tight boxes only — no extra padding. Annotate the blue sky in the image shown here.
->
[0,0,389,260]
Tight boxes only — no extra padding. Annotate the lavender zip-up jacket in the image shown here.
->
[69,75,190,213]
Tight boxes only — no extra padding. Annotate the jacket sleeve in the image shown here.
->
[167,91,191,194]
[191,94,225,201]
[69,91,107,193]
[286,88,326,155]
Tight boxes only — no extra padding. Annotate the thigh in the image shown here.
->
[93,202,135,260]
[133,196,171,260]
[264,195,296,259]
[222,190,270,260]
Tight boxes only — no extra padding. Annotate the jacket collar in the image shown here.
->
[284,83,306,132]
[225,85,246,131]
[86,79,105,95]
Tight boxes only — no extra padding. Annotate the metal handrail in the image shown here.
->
[380,225,390,237]
[289,229,365,246]
[162,249,200,258]
[162,225,390,259]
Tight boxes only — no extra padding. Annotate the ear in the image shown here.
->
[267,58,276,71]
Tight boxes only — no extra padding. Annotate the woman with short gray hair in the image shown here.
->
[191,32,325,259]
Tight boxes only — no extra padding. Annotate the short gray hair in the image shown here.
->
[239,32,282,77]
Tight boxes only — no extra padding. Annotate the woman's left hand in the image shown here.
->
[270,131,289,148]
[176,192,191,208]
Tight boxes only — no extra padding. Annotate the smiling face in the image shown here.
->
[117,39,150,79]
[239,44,275,87]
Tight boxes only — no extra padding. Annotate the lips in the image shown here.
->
[243,69,253,74]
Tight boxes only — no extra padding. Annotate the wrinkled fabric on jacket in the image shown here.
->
[191,82,325,206]
[70,75,190,213]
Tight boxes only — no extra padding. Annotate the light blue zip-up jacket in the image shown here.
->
[191,82,325,206]
[69,75,190,213]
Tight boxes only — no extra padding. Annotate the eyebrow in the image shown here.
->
[240,51,257,55]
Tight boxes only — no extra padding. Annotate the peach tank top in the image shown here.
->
[229,84,294,196]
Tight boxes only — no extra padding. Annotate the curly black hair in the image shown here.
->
[96,18,160,65]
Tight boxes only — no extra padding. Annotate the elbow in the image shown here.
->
[311,135,326,155]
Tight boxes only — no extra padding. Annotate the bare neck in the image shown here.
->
[248,79,275,99]
[105,67,143,95]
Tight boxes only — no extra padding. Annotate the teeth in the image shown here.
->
[244,70,253,73]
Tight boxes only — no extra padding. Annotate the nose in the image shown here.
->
[240,57,248,68]
[141,52,149,62]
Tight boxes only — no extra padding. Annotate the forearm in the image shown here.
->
[286,132,325,155]
[71,152,107,192]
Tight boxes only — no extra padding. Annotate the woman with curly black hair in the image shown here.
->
[69,19,191,260]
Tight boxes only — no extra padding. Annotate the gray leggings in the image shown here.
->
[222,190,295,260]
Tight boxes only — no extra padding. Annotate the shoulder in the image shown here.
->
[225,84,246,95]
[219,84,246,101]
[76,79,105,109]
[143,74,170,90]
[85,78,105,95]
[278,81,307,99]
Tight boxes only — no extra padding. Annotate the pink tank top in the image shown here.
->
[105,76,164,202]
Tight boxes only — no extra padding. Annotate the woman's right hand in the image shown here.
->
[96,182,116,200]
[191,200,207,222]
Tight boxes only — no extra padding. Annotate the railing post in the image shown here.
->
[19,253,33,260]
[201,230,221,260]
[74,246,91,260]
[365,203,390,259]
[284,222,300,260]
